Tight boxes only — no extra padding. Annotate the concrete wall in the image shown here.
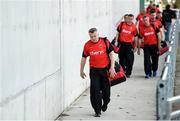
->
[0,0,139,120]
[0,0,61,120]
[112,0,140,28]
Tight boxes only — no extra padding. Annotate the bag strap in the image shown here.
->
[119,22,125,33]
[151,24,158,38]
[103,37,112,69]
[117,22,125,44]
[151,24,161,47]
[103,37,109,55]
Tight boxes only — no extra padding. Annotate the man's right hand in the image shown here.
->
[137,49,141,55]
[80,71,87,79]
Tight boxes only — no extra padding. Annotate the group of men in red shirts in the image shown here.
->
[134,5,163,79]
[79,1,165,117]
[114,6,162,79]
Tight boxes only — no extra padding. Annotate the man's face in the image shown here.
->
[124,16,128,22]
[152,5,156,9]
[143,17,150,26]
[150,13,156,21]
[127,16,134,25]
[150,2,153,7]
[89,31,99,43]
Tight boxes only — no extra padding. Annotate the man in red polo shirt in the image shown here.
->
[138,16,161,78]
[150,9,163,40]
[115,14,138,78]
[146,1,154,14]
[136,10,150,32]
[80,28,116,117]
[156,11,163,24]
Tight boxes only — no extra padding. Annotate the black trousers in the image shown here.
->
[118,42,134,76]
[144,44,159,75]
[90,67,110,113]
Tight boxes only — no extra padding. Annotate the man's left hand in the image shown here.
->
[109,67,116,78]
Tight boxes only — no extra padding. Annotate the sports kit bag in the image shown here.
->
[103,38,126,86]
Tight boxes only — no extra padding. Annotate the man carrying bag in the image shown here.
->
[80,28,116,117]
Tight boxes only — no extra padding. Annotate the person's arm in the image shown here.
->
[135,16,139,26]
[158,21,163,40]
[135,20,139,26]
[115,32,119,46]
[109,51,116,78]
[80,57,87,79]
[137,38,141,55]
[160,28,163,41]
[133,28,138,53]
[157,32,161,51]
[137,31,143,55]
[133,36,138,53]
[155,27,161,51]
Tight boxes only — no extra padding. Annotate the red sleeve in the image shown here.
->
[105,39,113,54]
[158,21,162,28]
[136,14,140,21]
[82,43,89,57]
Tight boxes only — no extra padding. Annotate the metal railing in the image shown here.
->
[156,10,180,120]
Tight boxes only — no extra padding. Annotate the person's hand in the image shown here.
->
[80,71,87,79]
[109,67,116,78]
[115,40,118,47]
[157,45,161,54]
[133,47,137,53]
[137,49,141,55]
[158,45,162,51]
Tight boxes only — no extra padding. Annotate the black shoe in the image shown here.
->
[145,75,150,79]
[94,112,101,117]
[126,75,130,78]
[102,104,107,112]
[153,71,157,77]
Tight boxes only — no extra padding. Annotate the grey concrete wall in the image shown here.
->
[0,0,139,120]
[0,0,62,120]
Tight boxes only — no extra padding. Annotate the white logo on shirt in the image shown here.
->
[90,50,104,55]
[144,32,154,36]
[122,29,131,34]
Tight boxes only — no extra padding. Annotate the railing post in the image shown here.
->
[157,10,180,120]
[157,66,169,120]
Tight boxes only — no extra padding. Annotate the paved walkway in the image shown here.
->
[58,53,165,120]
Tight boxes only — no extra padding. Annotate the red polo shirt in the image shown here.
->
[139,25,160,45]
[82,37,112,68]
[117,22,138,43]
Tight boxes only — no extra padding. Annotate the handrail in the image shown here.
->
[156,10,180,120]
